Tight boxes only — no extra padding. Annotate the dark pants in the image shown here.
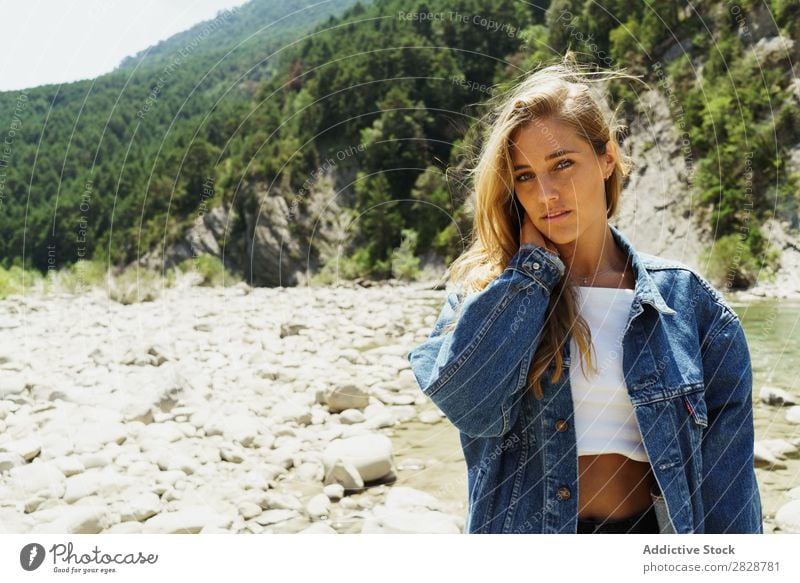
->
[577,503,660,534]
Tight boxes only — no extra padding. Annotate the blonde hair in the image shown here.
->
[443,51,639,400]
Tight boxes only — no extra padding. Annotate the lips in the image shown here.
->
[543,210,571,219]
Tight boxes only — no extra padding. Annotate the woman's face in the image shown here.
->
[509,117,616,246]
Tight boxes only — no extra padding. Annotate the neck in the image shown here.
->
[554,224,627,282]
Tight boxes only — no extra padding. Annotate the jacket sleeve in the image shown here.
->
[406,244,564,438]
[699,313,763,533]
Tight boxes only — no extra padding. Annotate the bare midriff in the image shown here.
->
[577,453,656,520]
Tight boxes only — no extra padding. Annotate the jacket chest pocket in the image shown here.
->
[682,389,708,428]
[632,385,708,472]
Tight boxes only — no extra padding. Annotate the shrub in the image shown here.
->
[107,266,162,304]
[702,232,777,290]
[0,265,41,298]
[391,228,421,281]
[173,254,241,287]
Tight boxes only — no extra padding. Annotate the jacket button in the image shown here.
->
[554,419,568,432]
[557,485,571,500]
[531,262,540,269]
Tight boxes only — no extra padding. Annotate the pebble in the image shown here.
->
[339,409,366,424]
[418,410,441,424]
[306,493,331,518]
[326,384,370,412]
[760,386,796,407]
[322,434,395,483]
[142,507,234,534]
[323,483,345,500]
[775,500,800,533]
[786,406,800,424]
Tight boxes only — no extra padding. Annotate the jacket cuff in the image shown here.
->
[507,244,565,292]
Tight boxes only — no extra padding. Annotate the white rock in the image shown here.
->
[8,462,66,497]
[360,508,461,534]
[269,441,300,463]
[754,443,787,468]
[72,422,127,453]
[238,502,263,520]
[385,486,443,511]
[323,483,345,500]
[142,507,233,534]
[364,412,396,429]
[418,410,441,424]
[219,443,246,463]
[0,372,26,398]
[222,414,260,446]
[0,507,33,533]
[200,524,231,533]
[306,493,331,518]
[102,521,144,533]
[264,492,303,511]
[139,422,186,444]
[261,463,287,482]
[63,470,135,504]
[759,439,799,458]
[299,522,338,534]
[271,402,312,425]
[24,495,46,513]
[339,409,365,424]
[80,452,113,470]
[323,459,364,490]
[0,452,26,473]
[389,405,417,422]
[786,406,800,424]
[295,461,324,481]
[31,505,113,534]
[154,470,187,486]
[254,509,300,526]
[119,492,161,522]
[52,456,86,477]
[397,458,426,471]
[322,434,395,483]
[0,436,42,461]
[775,500,800,533]
[339,497,360,510]
[155,452,198,475]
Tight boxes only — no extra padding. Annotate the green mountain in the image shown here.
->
[1,0,797,289]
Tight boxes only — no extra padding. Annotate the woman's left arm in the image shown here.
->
[700,313,763,534]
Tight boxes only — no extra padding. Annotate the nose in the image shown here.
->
[536,175,561,202]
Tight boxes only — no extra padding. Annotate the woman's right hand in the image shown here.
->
[521,212,560,258]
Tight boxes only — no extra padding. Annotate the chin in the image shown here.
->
[540,228,577,246]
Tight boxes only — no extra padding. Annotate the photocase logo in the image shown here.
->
[20,543,46,571]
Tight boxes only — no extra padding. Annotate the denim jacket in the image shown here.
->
[407,224,763,534]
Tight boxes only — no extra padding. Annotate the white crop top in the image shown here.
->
[568,286,649,463]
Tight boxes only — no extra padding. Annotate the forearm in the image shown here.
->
[408,244,564,437]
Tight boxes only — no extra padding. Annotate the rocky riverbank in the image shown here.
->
[0,280,798,534]
[0,282,467,534]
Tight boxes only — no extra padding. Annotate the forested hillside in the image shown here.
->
[1,0,798,289]
[0,0,359,277]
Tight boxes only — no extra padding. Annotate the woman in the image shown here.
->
[407,52,763,534]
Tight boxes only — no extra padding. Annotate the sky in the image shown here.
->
[0,0,251,92]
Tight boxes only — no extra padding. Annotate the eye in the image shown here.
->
[515,159,573,183]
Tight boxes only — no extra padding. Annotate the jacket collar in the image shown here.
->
[609,224,677,316]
